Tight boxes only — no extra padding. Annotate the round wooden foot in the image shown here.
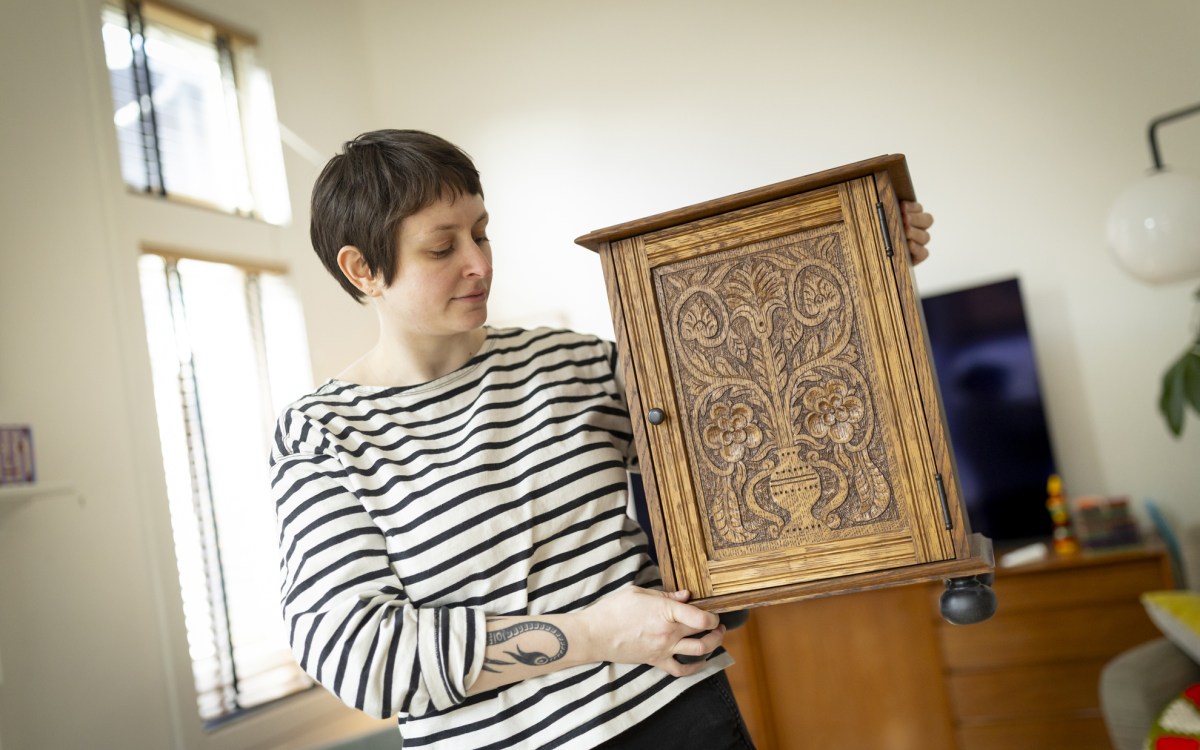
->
[719,609,750,631]
[939,576,998,625]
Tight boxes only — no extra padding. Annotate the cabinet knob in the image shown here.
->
[647,408,666,425]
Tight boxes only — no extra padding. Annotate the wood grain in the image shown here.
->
[640,187,843,266]
[873,172,974,555]
[939,601,1162,670]
[712,527,1168,747]
[934,549,1172,614]
[721,615,776,750]
[597,241,678,588]
[840,178,953,562]
[696,535,990,613]
[946,659,1111,721]
[612,235,711,595]
[955,716,1114,750]
[750,585,956,750]
[931,546,1171,750]
[575,154,914,250]
[579,155,988,612]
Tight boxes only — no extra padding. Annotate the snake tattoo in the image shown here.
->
[482,620,569,673]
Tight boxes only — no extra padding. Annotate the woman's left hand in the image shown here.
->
[901,201,934,266]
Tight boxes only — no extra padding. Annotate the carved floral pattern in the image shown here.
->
[703,403,764,462]
[800,273,839,318]
[802,380,864,444]
[657,233,899,554]
[681,304,719,342]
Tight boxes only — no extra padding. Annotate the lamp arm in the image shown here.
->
[1193,285,1200,348]
[1148,101,1200,171]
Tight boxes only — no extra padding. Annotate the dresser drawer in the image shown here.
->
[946,659,1108,721]
[956,715,1113,750]
[939,600,1162,670]
[988,555,1169,612]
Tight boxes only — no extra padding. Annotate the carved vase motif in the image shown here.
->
[768,447,822,531]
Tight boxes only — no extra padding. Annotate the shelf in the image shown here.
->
[0,481,72,500]
[0,482,74,527]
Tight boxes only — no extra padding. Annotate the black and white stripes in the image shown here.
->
[270,327,727,749]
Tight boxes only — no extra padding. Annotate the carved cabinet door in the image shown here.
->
[580,157,986,611]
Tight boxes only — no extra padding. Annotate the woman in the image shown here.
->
[271,129,933,749]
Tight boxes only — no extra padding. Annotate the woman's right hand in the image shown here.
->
[467,585,724,695]
[578,586,726,677]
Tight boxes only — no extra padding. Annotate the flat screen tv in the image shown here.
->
[920,277,1057,542]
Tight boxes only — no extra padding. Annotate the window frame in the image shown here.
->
[84,0,386,744]
[101,0,287,222]
[112,245,387,750]
[137,245,316,727]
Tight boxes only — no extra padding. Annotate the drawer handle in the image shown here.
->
[647,408,666,425]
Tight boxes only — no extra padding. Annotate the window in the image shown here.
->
[138,251,313,724]
[101,1,290,224]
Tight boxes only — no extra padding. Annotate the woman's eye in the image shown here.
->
[474,235,490,245]
[430,246,453,258]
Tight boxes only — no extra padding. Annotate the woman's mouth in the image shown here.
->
[456,288,488,303]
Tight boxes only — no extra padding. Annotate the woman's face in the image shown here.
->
[378,191,493,339]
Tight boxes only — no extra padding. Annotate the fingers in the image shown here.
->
[677,625,725,657]
[906,221,931,266]
[660,589,718,630]
[594,587,725,673]
[903,201,935,229]
[905,227,931,247]
[901,201,934,267]
[908,241,930,266]
[661,625,727,676]
[668,599,720,632]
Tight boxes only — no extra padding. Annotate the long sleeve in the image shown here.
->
[263,329,726,748]
[270,414,487,719]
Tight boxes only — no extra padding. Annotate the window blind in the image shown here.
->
[101,1,267,218]
[138,252,314,724]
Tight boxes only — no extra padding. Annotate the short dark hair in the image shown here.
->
[310,129,484,302]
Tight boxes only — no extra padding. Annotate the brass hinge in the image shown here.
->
[875,201,894,257]
[935,473,953,530]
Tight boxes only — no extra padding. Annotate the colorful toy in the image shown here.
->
[1046,474,1079,555]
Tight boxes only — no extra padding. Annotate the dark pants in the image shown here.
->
[598,672,757,749]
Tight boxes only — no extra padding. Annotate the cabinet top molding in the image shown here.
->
[575,153,915,251]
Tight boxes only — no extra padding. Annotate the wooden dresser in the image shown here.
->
[937,545,1174,749]
[722,544,1174,749]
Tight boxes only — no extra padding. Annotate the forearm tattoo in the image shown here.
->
[482,620,568,673]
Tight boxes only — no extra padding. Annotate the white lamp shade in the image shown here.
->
[1106,171,1200,284]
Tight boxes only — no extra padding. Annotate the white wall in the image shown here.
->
[0,0,383,748]
[361,0,1200,581]
[0,0,1197,748]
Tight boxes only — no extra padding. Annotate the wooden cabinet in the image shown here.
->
[719,545,1173,749]
[576,155,991,612]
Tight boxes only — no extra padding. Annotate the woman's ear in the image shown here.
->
[336,246,382,298]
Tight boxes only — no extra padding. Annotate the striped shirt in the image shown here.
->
[270,327,729,749]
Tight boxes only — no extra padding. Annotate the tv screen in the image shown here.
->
[920,277,1057,542]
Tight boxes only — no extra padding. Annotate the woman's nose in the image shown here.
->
[464,240,492,278]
